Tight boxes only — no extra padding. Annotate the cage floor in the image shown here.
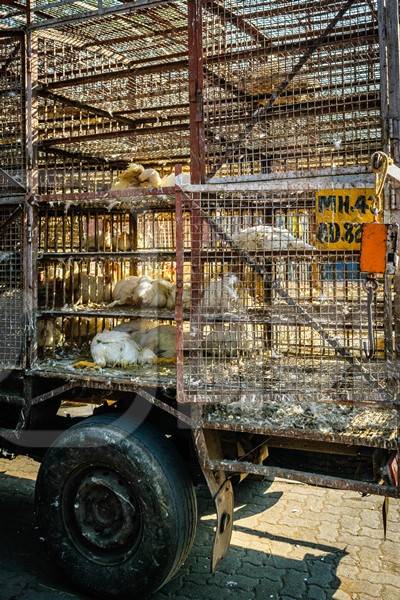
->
[203,402,398,449]
[32,353,398,449]
[35,356,177,389]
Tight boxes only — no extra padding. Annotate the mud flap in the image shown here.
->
[192,426,235,571]
[212,478,234,572]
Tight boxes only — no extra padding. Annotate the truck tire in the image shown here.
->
[35,414,197,599]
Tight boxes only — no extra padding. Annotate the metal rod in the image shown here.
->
[28,0,172,30]
[206,459,399,498]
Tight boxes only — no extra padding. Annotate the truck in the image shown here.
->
[0,0,398,598]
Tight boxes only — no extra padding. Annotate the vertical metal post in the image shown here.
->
[175,164,185,403]
[25,1,39,370]
[386,0,400,165]
[385,0,400,361]
[188,0,205,325]
[378,0,389,154]
[188,0,206,185]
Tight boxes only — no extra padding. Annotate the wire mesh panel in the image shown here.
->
[182,189,398,448]
[0,33,26,198]
[0,206,25,368]
[201,0,382,178]
[35,197,191,389]
[33,2,190,193]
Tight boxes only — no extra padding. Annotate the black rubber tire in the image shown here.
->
[35,414,197,599]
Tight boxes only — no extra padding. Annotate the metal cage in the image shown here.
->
[0,0,397,496]
[178,188,397,449]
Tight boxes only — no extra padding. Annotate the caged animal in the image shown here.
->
[108,275,186,310]
[140,278,175,309]
[202,272,239,312]
[231,225,315,251]
[108,276,142,308]
[90,330,156,368]
[108,275,161,308]
[113,319,157,335]
[111,163,145,189]
[132,325,176,359]
[37,319,64,350]
[138,168,162,188]
[111,163,162,190]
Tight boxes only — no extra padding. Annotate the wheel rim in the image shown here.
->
[62,467,143,565]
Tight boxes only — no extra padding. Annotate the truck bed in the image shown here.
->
[32,353,398,450]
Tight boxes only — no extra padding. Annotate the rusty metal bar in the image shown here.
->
[39,123,188,146]
[202,420,398,450]
[385,1,400,361]
[31,383,77,406]
[28,0,172,30]
[175,164,185,404]
[188,0,205,184]
[44,59,188,90]
[206,458,399,498]
[202,0,271,45]
[25,3,39,370]
[188,0,205,322]
[36,87,139,128]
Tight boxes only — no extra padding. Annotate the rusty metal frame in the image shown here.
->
[188,0,206,184]
[27,0,172,30]
[208,0,359,177]
[0,0,397,518]
[206,457,400,499]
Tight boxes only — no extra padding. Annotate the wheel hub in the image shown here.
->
[69,469,141,554]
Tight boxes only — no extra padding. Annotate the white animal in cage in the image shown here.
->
[111,163,163,190]
[140,277,175,309]
[202,272,239,312]
[90,330,156,368]
[109,275,186,310]
[111,163,145,189]
[231,225,315,251]
[132,325,176,359]
[138,168,162,188]
[108,275,143,307]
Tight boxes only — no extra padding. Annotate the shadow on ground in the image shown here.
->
[0,470,346,600]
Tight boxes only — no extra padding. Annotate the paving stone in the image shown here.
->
[280,570,308,599]
[307,584,327,599]
[0,457,399,600]
[254,579,284,598]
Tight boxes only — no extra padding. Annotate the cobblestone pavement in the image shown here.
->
[0,456,399,600]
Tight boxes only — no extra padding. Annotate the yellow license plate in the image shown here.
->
[315,189,377,250]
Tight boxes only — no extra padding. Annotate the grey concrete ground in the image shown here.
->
[0,456,399,600]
